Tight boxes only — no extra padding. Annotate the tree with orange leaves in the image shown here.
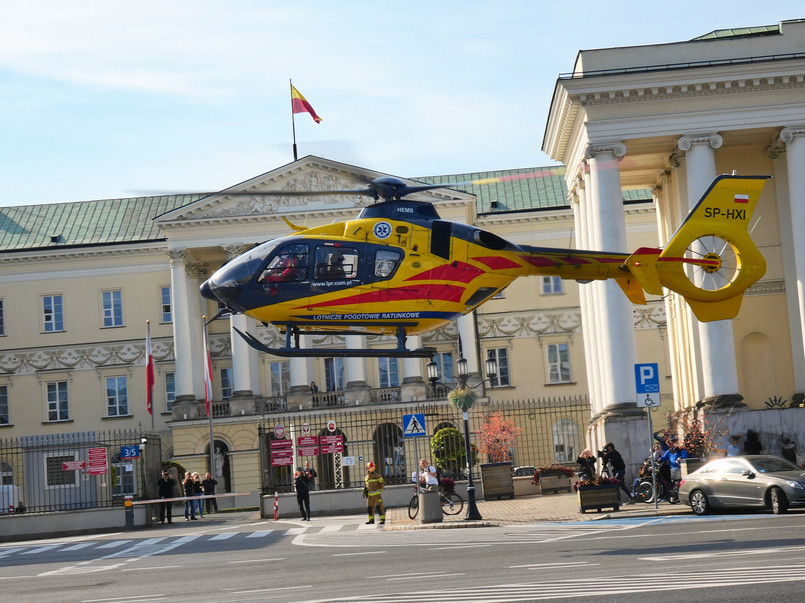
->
[478,411,521,463]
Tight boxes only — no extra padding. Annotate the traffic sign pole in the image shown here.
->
[635,363,660,511]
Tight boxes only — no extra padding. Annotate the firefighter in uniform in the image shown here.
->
[364,461,385,525]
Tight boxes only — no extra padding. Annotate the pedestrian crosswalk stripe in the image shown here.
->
[320,525,343,532]
[283,527,307,535]
[21,545,60,555]
[96,540,132,549]
[60,542,95,551]
[245,530,273,538]
[210,533,237,540]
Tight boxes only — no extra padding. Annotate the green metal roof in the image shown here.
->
[416,166,651,214]
[692,24,781,40]
[0,195,201,253]
[417,166,569,213]
[1,164,653,253]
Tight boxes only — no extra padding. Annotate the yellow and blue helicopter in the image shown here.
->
[200,173,768,358]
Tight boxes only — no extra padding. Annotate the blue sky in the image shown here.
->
[0,1,802,206]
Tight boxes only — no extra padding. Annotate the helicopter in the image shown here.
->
[200,172,769,358]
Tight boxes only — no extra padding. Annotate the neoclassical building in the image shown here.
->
[2,18,804,496]
[543,18,805,457]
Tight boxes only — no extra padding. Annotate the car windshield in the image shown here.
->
[751,457,801,473]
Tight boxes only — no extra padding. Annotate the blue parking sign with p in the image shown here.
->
[635,363,660,407]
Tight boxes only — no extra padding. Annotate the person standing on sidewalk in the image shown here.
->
[183,472,197,520]
[304,460,317,491]
[202,472,218,514]
[601,442,635,504]
[294,467,311,521]
[364,461,385,525]
[157,470,175,524]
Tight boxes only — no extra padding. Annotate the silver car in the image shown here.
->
[679,455,805,515]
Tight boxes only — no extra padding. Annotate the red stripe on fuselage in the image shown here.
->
[406,261,484,283]
[472,256,523,270]
[300,284,465,309]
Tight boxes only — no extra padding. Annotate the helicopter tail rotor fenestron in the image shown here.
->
[624,174,769,321]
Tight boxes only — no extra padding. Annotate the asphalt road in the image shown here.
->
[1,510,804,602]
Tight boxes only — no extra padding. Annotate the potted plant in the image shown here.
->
[574,475,621,513]
[478,411,521,499]
[532,464,575,495]
[669,409,730,476]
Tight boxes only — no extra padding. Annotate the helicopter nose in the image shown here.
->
[200,279,219,302]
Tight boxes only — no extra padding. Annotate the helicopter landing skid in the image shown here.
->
[232,326,436,358]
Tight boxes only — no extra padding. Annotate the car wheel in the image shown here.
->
[689,489,710,515]
[769,487,789,514]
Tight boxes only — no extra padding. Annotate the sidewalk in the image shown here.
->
[385,492,692,530]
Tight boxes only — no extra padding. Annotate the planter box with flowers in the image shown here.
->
[574,476,621,513]
[532,465,575,495]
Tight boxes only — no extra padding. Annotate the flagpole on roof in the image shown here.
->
[145,320,155,431]
[290,79,298,161]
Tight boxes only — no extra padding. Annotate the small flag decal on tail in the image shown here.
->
[734,194,749,204]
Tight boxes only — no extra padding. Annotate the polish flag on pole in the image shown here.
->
[290,83,323,123]
[145,321,154,416]
[202,324,214,416]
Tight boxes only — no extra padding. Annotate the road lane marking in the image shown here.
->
[332,551,387,556]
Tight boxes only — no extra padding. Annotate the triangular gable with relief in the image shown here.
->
[155,156,475,226]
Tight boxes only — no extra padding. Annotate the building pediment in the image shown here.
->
[155,156,474,228]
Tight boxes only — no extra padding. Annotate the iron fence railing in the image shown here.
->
[0,429,161,514]
[257,396,591,494]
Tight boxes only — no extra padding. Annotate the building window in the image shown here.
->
[0,385,8,425]
[547,342,572,383]
[102,290,124,327]
[487,348,510,387]
[0,299,5,335]
[46,381,69,421]
[269,361,290,397]
[324,358,345,391]
[160,286,172,323]
[46,454,77,487]
[378,357,400,388]
[220,367,233,399]
[0,461,13,486]
[106,376,129,416]
[431,352,454,384]
[165,372,176,412]
[541,276,563,295]
[43,295,64,332]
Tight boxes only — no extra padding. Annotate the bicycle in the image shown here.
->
[407,485,464,519]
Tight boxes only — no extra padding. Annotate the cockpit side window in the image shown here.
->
[315,246,358,279]
[259,244,308,283]
[374,249,401,278]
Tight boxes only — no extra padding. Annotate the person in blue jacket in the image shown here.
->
[660,438,688,482]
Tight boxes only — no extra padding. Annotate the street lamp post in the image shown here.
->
[427,356,497,521]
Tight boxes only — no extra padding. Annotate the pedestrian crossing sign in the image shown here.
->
[402,413,427,438]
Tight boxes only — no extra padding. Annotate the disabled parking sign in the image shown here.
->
[635,363,660,407]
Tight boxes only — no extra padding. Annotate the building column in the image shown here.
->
[574,171,604,419]
[778,127,805,404]
[678,133,742,407]
[401,335,427,401]
[168,249,206,420]
[457,312,482,385]
[221,245,261,415]
[287,334,313,409]
[585,142,640,416]
[344,336,371,405]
